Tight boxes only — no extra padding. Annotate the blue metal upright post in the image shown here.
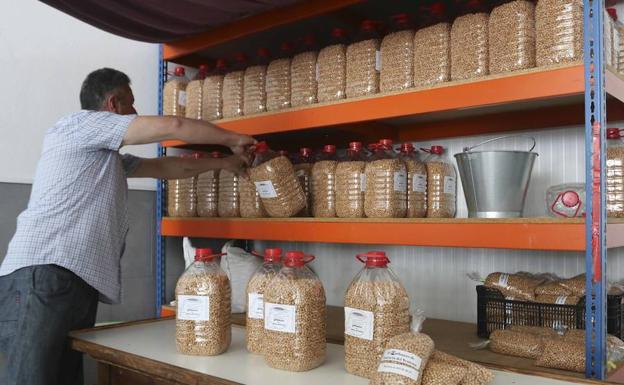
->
[584,0,607,379]
[155,44,167,317]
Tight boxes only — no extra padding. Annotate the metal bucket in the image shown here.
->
[454,136,538,218]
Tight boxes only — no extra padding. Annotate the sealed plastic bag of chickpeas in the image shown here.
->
[344,251,410,378]
[245,248,283,354]
[370,310,434,385]
[263,251,326,372]
[248,142,306,218]
[175,248,231,356]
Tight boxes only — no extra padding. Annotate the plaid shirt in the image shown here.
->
[0,111,141,304]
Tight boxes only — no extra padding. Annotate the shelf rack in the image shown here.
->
[155,0,621,380]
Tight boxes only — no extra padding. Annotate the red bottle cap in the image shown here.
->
[356,251,390,267]
[198,64,210,73]
[323,144,336,153]
[234,52,247,63]
[255,141,269,153]
[300,147,312,157]
[284,251,315,267]
[608,8,618,21]
[211,151,222,158]
[195,248,215,262]
[607,128,621,139]
[174,67,185,76]
[281,42,295,52]
[263,248,283,263]
[331,27,347,38]
[303,33,316,47]
[400,143,415,153]
[368,143,380,152]
[349,141,363,151]
[430,145,444,155]
[215,59,227,70]
[361,20,378,31]
[258,47,271,58]
[561,191,580,208]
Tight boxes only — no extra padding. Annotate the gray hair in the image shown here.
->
[79,68,131,110]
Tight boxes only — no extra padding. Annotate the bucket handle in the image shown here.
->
[462,135,536,153]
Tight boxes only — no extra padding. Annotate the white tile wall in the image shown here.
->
[254,120,624,324]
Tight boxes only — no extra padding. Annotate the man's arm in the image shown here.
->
[121,116,255,154]
[129,155,248,179]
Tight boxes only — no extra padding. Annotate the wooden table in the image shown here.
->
[71,318,613,385]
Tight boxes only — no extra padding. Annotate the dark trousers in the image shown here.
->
[0,264,98,385]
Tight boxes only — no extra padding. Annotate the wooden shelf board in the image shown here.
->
[161,217,624,251]
[162,64,587,148]
[159,305,619,384]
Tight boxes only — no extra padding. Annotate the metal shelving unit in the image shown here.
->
[154,0,621,379]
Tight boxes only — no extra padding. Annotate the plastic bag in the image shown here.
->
[414,23,451,87]
[535,0,583,66]
[370,310,435,385]
[220,241,263,313]
[430,350,494,385]
[422,359,467,385]
[558,274,585,296]
[483,272,544,301]
[451,13,489,80]
[480,329,545,359]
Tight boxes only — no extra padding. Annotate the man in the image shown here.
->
[0,68,255,385]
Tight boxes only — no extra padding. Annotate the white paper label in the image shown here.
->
[248,293,264,319]
[377,362,419,381]
[178,90,187,107]
[394,171,407,192]
[344,307,374,340]
[264,302,296,333]
[555,296,568,305]
[443,176,456,195]
[177,295,209,321]
[498,273,510,288]
[255,181,278,198]
[360,173,366,192]
[375,50,382,71]
[381,349,423,370]
[412,174,427,193]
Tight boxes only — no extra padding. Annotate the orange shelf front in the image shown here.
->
[161,65,584,148]
[159,217,624,252]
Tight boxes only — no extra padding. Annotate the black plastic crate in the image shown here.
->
[476,285,624,339]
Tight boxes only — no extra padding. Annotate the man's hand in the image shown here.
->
[229,134,256,156]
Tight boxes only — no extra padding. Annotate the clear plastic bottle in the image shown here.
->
[344,251,410,378]
[167,153,198,217]
[423,145,457,218]
[175,248,231,356]
[239,176,268,218]
[380,13,415,92]
[185,64,210,120]
[263,251,326,372]
[346,20,382,98]
[413,2,451,87]
[317,27,349,102]
[245,247,283,354]
[311,144,338,217]
[217,158,240,218]
[223,53,247,118]
[294,147,314,216]
[243,47,271,115]
[364,139,407,218]
[163,66,189,116]
[291,34,318,107]
[607,128,624,217]
[202,59,227,121]
[399,143,427,218]
[248,141,306,218]
[267,42,295,111]
[197,151,221,217]
[336,142,367,218]
[450,0,490,80]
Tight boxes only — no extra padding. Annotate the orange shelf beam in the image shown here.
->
[163,0,362,61]
[159,217,624,252]
[161,65,584,147]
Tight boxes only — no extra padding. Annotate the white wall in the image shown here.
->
[0,0,159,190]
